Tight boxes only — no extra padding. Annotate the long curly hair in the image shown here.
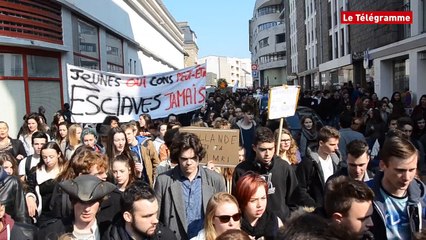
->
[275,128,299,165]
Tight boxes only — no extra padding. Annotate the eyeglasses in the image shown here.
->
[281,139,291,142]
[214,213,241,223]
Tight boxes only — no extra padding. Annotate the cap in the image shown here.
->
[59,175,116,203]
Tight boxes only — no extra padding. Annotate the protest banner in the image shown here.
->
[180,127,240,167]
[267,85,300,120]
[67,64,206,123]
[267,85,300,154]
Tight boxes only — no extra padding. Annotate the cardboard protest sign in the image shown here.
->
[268,85,300,119]
[180,127,240,167]
[67,64,206,123]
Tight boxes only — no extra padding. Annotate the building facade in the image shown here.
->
[249,0,286,88]
[369,0,426,100]
[282,0,425,101]
[178,22,199,67]
[198,56,252,88]
[0,0,186,136]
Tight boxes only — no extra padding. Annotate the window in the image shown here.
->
[0,53,22,76]
[28,80,61,123]
[257,5,283,17]
[73,17,99,69]
[259,51,286,64]
[259,38,269,48]
[27,55,59,78]
[333,0,338,26]
[0,49,62,132]
[258,21,282,32]
[106,33,123,73]
[393,59,410,92]
[334,32,338,59]
[340,29,344,56]
[276,33,285,43]
[328,2,332,30]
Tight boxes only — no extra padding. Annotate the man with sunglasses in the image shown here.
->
[154,132,226,240]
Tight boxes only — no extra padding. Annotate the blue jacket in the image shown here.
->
[367,172,426,239]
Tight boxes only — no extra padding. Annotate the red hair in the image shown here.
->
[235,172,268,209]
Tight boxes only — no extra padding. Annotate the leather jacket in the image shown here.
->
[0,168,31,223]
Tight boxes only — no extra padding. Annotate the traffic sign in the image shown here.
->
[252,70,258,78]
[251,64,258,71]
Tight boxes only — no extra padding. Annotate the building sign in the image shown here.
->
[67,64,206,123]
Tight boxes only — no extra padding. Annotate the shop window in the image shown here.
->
[393,59,410,93]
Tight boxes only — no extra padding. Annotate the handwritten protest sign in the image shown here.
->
[268,85,300,119]
[67,64,206,123]
[180,127,240,167]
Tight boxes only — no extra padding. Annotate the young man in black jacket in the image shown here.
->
[296,126,342,207]
[233,127,314,221]
[104,180,176,240]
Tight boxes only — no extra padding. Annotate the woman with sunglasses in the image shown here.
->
[234,172,283,240]
[191,192,241,240]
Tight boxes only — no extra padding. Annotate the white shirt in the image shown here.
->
[319,155,334,183]
[73,219,100,240]
[18,155,40,176]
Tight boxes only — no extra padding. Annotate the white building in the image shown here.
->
[0,0,185,136]
[198,56,253,88]
[249,0,286,87]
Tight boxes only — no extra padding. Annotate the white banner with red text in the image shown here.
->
[67,64,207,123]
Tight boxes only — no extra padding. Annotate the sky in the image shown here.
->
[162,0,256,59]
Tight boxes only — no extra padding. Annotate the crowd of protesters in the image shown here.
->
[1,80,426,240]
